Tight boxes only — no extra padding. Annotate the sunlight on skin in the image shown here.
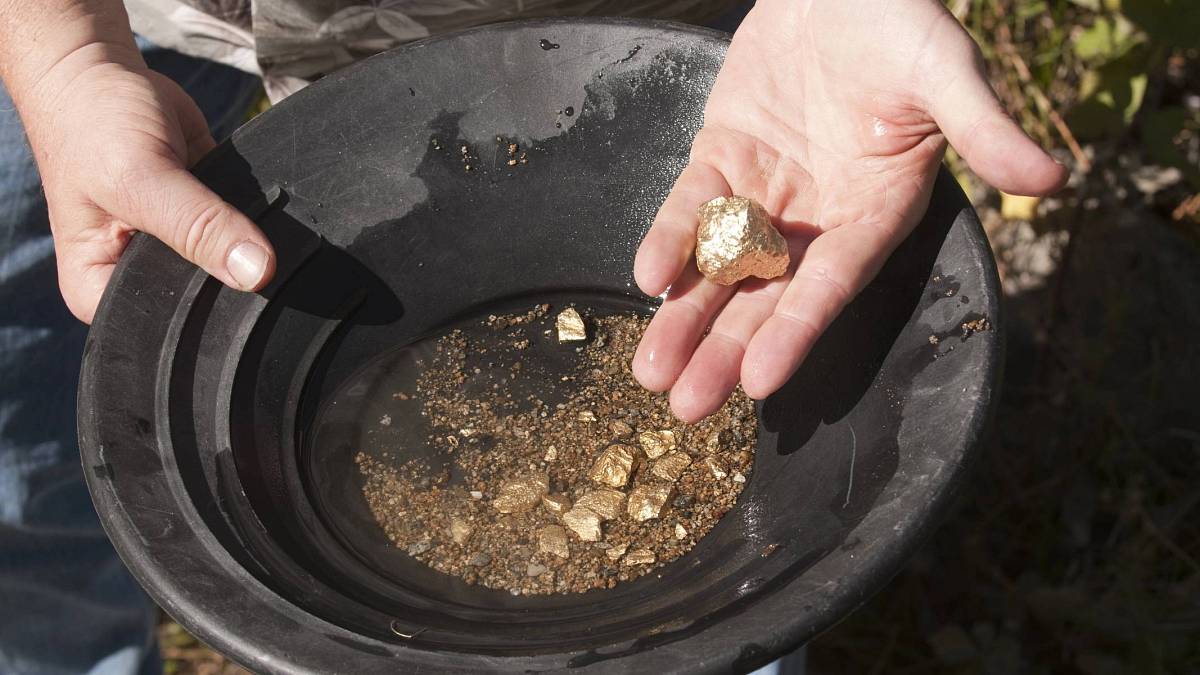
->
[632,0,1068,422]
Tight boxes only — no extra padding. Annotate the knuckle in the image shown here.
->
[176,200,231,262]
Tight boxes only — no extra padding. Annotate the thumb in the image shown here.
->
[927,44,1068,196]
[111,163,276,291]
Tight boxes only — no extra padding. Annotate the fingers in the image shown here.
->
[632,264,736,393]
[633,161,731,297]
[927,41,1067,196]
[107,162,275,292]
[668,275,789,421]
[741,220,903,399]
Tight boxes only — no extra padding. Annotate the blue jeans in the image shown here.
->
[0,40,259,674]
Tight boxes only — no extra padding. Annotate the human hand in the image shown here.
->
[632,0,1066,421]
[19,48,275,323]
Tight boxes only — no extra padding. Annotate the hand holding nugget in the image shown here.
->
[632,0,1069,422]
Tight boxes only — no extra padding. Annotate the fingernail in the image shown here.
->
[227,241,268,290]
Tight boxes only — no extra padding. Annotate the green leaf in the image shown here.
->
[1074,15,1142,62]
[1067,46,1155,138]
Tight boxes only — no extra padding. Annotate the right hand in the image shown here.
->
[21,49,275,323]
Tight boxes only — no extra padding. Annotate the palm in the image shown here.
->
[632,0,1067,421]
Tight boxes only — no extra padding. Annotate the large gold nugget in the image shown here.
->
[492,472,549,513]
[627,483,673,522]
[588,444,635,488]
[575,489,625,520]
[695,196,789,285]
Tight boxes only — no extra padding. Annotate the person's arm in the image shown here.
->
[633,0,1067,421]
[0,0,274,323]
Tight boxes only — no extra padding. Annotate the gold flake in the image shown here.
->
[675,524,687,540]
[588,444,634,488]
[695,196,789,285]
[544,445,558,462]
[605,543,628,560]
[638,430,676,459]
[541,493,572,516]
[492,472,549,513]
[577,411,596,422]
[704,457,728,480]
[556,308,587,342]
[575,489,625,520]
[627,483,673,522]
[651,452,692,482]
[538,525,570,559]
[732,471,747,484]
[623,548,656,566]
[562,507,602,541]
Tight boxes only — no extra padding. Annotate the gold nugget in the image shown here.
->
[703,457,728,480]
[538,525,570,559]
[575,489,625,520]
[492,472,549,513]
[449,517,473,545]
[638,430,676,459]
[556,308,587,341]
[695,196,789,285]
[651,452,692,482]
[589,444,634,488]
[541,493,572,516]
[562,507,602,541]
[627,483,673,522]
[623,548,656,566]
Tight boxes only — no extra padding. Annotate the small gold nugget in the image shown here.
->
[638,430,676,459]
[589,444,635,488]
[575,489,625,520]
[562,507,602,541]
[695,196,789,285]
[449,517,473,545]
[627,483,673,522]
[541,493,572,516]
[605,542,628,561]
[623,548,656,566]
[650,452,692,482]
[556,307,587,342]
[538,525,571,559]
[492,472,549,513]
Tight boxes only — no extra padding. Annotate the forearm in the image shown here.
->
[0,0,142,108]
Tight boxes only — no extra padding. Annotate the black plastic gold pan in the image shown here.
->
[79,18,1001,674]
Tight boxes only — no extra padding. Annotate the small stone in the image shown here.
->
[538,525,570,559]
[379,414,392,426]
[638,430,676,459]
[695,195,789,285]
[623,548,656,566]
[468,551,491,567]
[732,471,747,484]
[544,445,558,462]
[704,457,728,480]
[605,543,628,560]
[541,493,572,516]
[562,507,602,541]
[675,524,687,540]
[449,517,472,545]
[406,540,431,556]
[608,420,634,438]
[556,308,587,341]
[527,563,548,577]
[588,444,635,488]
[469,490,483,500]
[627,483,673,522]
[492,472,549,513]
[651,452,692,482]
[577,411,596,422]
[575,489,625,520]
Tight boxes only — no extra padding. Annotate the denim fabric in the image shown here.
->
[0,41,260,675]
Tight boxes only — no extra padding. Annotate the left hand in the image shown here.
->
[632,0,1067,421]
